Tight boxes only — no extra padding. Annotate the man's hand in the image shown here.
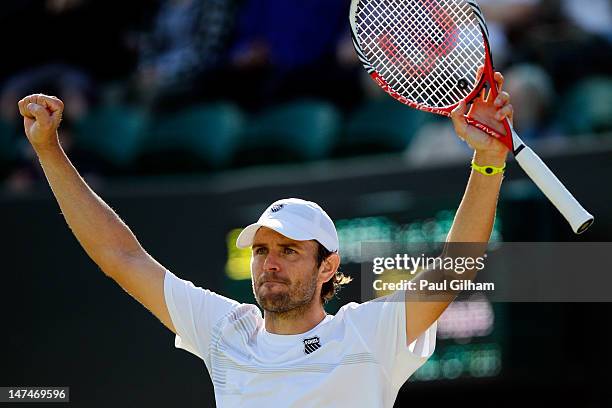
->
[18,94,64,149]
[450,71,513,160]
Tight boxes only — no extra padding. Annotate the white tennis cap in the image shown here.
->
[236,198,339,252]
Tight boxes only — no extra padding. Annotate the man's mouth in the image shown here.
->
[260,280,288,288]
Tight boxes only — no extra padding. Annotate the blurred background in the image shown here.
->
[1,0,611,406]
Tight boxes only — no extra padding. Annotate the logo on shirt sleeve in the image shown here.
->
[303,336,321,354]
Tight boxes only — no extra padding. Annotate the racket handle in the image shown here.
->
[514,146,594,234]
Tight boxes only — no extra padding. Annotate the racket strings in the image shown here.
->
[376,1,466,101]
[356,0,485,108]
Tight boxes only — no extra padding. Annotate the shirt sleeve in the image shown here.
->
[163,270,239,368]
[341,290,437,390]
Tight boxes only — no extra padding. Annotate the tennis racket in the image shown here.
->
[349,0,594,234]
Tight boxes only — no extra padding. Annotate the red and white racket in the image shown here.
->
[349,0,594,234]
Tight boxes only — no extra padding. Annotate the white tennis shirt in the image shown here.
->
[164,270,437,408]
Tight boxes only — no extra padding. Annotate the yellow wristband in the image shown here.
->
[471,160,506,176]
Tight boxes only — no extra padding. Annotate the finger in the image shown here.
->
[37,94,64,113]
[451,100,468,139]
[18,95,38,118]
[494,91,510,107]
[473,66,486,101]
[19,94,46,116]
[476,66,484,82]
[50,108,63,124]
[45,96,64,122]
[494,71,504,92]
[495,104,513,121]
[27,103,51,127]
[31,94,59,114]
[481,87,488,102]
[451,100,467,119]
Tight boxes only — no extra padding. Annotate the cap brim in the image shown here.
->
[235,223,262,249]
[235,218,315,249]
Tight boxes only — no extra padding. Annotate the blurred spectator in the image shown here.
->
[477,0,540,66]
[404,120,472,168]
[0,64,94,125]
[228,0,362,110]
[561,0,612,41]
[0,64,98,193]
[0,0,148,83]
[504,64,555,141]
[518,0,612,93]
[131,0,240,110]
[231,0,347,70]
[0,0,154,189]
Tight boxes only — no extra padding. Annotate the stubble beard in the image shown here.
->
[254,269,319,317]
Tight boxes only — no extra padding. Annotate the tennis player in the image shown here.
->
[18,73,512,407]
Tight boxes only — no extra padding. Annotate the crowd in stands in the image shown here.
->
[0,0,611,192]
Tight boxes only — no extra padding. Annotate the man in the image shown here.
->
[17,72,512,407]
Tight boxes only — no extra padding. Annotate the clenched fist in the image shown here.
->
[18,94,65,149]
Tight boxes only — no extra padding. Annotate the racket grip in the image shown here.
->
[515,146,594,234]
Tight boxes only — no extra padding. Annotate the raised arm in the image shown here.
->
[18,94,176,333]
[405,72,512,344]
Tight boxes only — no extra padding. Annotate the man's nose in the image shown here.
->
[263,251,281,271]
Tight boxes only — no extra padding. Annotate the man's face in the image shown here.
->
[251,227,320,313]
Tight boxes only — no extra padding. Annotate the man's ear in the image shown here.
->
[319,253,341,283]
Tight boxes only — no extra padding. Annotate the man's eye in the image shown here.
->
[254,247,267,255]
[283,247,296,255]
